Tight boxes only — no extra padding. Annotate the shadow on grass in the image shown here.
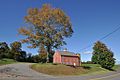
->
[1,59,7,61]
[82,66,91,70]
[107,68,116,72]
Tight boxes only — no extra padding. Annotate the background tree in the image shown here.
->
[10,41,22,61]
[38,45,47,63]
[0,42,10,59]
[26,53,32,62]
[92,41,115,69]
[18,4,73,62]
[19,51,27,62]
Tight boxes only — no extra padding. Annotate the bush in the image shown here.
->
[99,52,115,69]
[82,61,93,64]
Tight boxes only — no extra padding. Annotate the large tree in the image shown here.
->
[18,4,73,62]
[92,41,115,69]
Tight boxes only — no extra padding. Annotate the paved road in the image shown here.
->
[0,63,120,80]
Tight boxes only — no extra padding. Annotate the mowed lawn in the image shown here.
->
[0,58,17,66]
[31,63,119,76]
[31,63,89,76]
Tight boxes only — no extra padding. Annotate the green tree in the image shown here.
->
[39,53,47,63]
[39,45,47,63]
[92,41,108,64]
[10,41,22,61]
[0,42,10,59]
[19,51,27,62]
[18,4,73,62]
[99,50,115,69]
[32,55,41,63]
[26,53,33,62]
[92,41,115,69]
[91,53,99,64]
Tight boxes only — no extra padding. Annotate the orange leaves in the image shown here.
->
[28,8,38,15]
[41,4,51,12]
[18,27,31,35]
[18,4,73,49]
[21,39,29,43]
[19,27,41,44]
[10,41,21,50]
[24,4,71,29]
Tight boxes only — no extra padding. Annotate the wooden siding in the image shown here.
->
[61,56,80,66]
[53,51,81,66]
[53,51,62,63]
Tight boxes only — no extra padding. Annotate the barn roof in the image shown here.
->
[58,51,79,57]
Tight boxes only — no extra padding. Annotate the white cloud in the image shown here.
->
[83,51,92,54]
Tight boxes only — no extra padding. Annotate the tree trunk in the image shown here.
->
[46,45,51,63]
[46,51,49,63]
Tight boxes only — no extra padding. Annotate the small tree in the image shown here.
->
[26,53,32,62]
[32,55,41,63]
[0,42,10,59]
[39,45,47,63]
[19,51,27,62]
[92,41,115,69]
[10,41,22,61]
[39,53,47,63]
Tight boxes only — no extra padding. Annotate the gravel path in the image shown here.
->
[0,63,55,80]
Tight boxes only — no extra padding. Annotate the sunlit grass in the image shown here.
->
[0,58,17,66]
[31,63,120,76]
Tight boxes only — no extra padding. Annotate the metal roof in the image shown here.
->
[58,51,79,57]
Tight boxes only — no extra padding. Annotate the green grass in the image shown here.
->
[31,63,89,76]
[81,64,120,75]
[112,65,120,70]
[31,63,120,76]
[0,58,17,66]
[81,64,109,75]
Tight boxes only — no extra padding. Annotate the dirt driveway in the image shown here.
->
[0,63,55,80]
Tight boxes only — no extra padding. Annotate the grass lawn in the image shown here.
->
[31,63,89,76]
[0,58,17,66]
[81,64,119,75]
[112,64,120,70]
[31,63,119,76]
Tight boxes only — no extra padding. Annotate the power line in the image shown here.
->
[80,23,120,52]
[99,24,120,40]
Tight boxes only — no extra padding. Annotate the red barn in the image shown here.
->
[53,51,81,66]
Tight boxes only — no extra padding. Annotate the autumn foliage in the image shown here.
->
[18,4,73,62]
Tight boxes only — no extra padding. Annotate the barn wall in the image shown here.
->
[61,56,80,66]
[53,51,61,63]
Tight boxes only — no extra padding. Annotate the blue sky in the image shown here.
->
[0,0,120,62]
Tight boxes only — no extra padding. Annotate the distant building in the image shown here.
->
[53,50,81,66]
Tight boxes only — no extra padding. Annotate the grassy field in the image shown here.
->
[31,63,119,76]
[112,64,120,70]
[0,58,17,66]
[31,63,89,76]
[81,64,109,75]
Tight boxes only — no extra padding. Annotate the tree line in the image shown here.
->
[0,41,54,63]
